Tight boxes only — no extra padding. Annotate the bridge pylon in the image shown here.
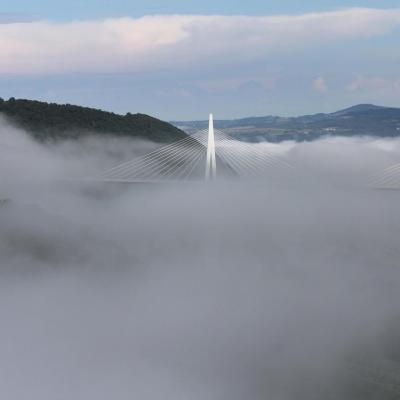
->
[205,113,217,180]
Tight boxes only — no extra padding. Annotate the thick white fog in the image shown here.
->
[1,118,400,399]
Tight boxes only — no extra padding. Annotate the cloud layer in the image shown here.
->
[1,8,400,74]
[2,121,400,399]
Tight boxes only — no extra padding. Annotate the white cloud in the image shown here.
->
[313,77,328,93]
[347,76,400,92]
[0,8,400,74]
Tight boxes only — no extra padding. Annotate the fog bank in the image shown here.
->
[1,121,400,399]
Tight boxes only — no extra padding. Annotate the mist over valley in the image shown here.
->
[1,114,400,399]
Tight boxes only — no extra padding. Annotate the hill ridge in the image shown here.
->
[172,104,400,143]
[0,97,187,143]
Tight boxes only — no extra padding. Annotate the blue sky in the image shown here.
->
[3,0,400,19]
[1,1,400,120]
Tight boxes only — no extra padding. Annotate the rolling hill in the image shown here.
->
[0,98,187,143]
[173,104,400,142]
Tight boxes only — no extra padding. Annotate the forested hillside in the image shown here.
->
[0,98,187,143]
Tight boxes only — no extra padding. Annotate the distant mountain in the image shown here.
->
[332,104,386,115]
[0,98,187,143]
[172,104,400,142]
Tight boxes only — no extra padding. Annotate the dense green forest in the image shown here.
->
[0,98,187,143]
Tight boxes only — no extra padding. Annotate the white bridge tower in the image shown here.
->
[205,113,217,180]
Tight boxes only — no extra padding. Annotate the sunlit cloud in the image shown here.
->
[312,77,328,93]
[1,8,400,74]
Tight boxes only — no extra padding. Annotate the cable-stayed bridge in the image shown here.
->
[99,114,294,183]
[97,113,400,189]
[371,162,400,189]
